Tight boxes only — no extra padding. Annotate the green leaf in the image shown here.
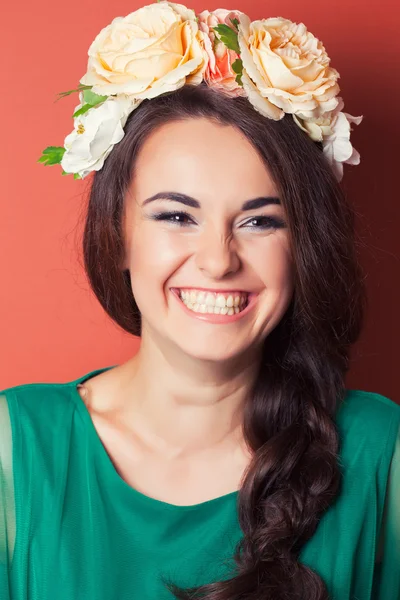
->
[82,89,107,106]
[231,58,243,75]
[61,168,82,179]
[72,90,107,118]
[231,58,243,86]
[55,84,91,102]
[230,17,239,31]
[72,103,93,118]
[37,146,66,166]
[212,24,240,55]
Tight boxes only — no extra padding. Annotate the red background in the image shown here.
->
[1,0,399,402]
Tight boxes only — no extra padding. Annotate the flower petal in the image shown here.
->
[241,70,284,120]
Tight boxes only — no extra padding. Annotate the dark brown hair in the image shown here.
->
[82,81,366,599]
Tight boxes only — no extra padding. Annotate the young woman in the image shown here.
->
[1,3,399,599]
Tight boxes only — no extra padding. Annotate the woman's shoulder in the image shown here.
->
[336,388,400,470]
[0,369,94,432]
[0,366,116,447]
[0,372,96,495]
[0,367,109,407]
[337,388,400,431]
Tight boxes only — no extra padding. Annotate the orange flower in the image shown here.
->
[198,9,246,97]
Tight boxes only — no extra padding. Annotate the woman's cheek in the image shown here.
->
[131,230,193,289]
[151,231,193,272]
[246,235,293,283]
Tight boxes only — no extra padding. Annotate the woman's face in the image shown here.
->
[123,117,295,362]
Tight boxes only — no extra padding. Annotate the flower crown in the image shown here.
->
[38,0,362,182]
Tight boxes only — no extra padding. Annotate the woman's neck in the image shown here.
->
[114,335,261,457]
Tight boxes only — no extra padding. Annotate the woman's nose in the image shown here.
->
[194,229,241,279]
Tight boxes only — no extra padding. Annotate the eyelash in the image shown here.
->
[151,211,286,230]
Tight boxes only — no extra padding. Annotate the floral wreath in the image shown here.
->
[38,0,362,182]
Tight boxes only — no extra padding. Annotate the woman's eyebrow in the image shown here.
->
[142,192,281,210]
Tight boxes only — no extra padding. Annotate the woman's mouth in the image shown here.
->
[170,288,258,324]
[178,289,248,315]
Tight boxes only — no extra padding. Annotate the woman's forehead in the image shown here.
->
[130,119,278,200]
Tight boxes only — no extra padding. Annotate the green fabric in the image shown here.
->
[0,365,399,600]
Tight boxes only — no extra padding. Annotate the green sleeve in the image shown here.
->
[373,420,400,600]
[0,393,15,599]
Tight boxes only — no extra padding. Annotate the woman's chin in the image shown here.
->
[174,338,254,365]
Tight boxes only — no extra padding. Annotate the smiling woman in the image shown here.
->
[2,4,400,600]
[39,80,396,600]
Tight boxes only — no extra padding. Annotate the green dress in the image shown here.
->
[0,365,399,600]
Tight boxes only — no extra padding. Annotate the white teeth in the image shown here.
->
[215,294,226,308]
[205,293,214,306]
[178,289,249,316]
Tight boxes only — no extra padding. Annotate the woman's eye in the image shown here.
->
[150,212,286,230]
[151,211,195,226]
[241,216,286,230]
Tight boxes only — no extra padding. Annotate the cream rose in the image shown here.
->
[198,9,246,97]
[237,14,340,121]
[79,1,208,100]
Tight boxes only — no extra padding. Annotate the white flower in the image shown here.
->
[293,98,362,181]
[322,111,362,181]
[61,94,140,179]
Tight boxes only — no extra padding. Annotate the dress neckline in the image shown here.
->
[67,365,240,512]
